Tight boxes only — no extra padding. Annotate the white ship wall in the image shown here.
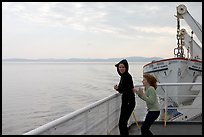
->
[144,59,202,105]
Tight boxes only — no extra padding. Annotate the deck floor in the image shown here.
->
[128,121,202,135]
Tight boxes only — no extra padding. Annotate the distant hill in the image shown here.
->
[2,56,163,62]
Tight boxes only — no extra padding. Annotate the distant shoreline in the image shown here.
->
[2,56,163,62]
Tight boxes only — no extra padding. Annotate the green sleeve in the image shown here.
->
[139,87,156,104]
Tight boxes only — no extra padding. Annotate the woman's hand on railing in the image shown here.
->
[133,87,139,94]
[114,84,118,91]
[133,87,144,96]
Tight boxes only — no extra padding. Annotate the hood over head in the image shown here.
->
[115,59,129,76]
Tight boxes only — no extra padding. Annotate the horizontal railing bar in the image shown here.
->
[135,82,202,87]
[158,95,202,97]
[24,82,201,135]
[24,93,120,135]
[161,107,202,109]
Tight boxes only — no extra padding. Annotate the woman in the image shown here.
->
[134,73,160,135]
[114,59,135,135]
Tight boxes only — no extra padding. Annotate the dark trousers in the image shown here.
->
[119,95,135,135]
[141,111,160,135]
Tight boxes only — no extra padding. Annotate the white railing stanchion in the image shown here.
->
[164,86,167,128]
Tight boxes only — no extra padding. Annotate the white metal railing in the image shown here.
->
[132,82,202,128]
[162,83,202,126]
[23,93,122,135]
[23,82,202,135]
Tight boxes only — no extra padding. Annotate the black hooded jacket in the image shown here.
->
[115,59,134,96]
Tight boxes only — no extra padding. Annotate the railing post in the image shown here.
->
[106,99,110,134]
[85,111,88,134]
[164,86,167,128]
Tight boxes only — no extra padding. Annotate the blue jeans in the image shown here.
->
[141,111,160,135]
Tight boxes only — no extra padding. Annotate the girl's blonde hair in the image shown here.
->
[143,73,157,89]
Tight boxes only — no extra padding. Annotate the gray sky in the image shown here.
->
[2,2,202,59]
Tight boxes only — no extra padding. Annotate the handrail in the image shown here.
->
[24,93,120,135]
[135,82,202,87]
[23,82,202,135]
[134,82,202,128]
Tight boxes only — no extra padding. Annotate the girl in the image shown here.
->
[114,59,135,135]
[134,73,160,135]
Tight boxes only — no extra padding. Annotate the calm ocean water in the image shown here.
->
[2,62,147,135]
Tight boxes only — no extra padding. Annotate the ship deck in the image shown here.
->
[128,121,202,135]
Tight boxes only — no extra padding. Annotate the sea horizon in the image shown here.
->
[2,56,163,62]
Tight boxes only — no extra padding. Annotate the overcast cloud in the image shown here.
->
[2,2,202,59]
